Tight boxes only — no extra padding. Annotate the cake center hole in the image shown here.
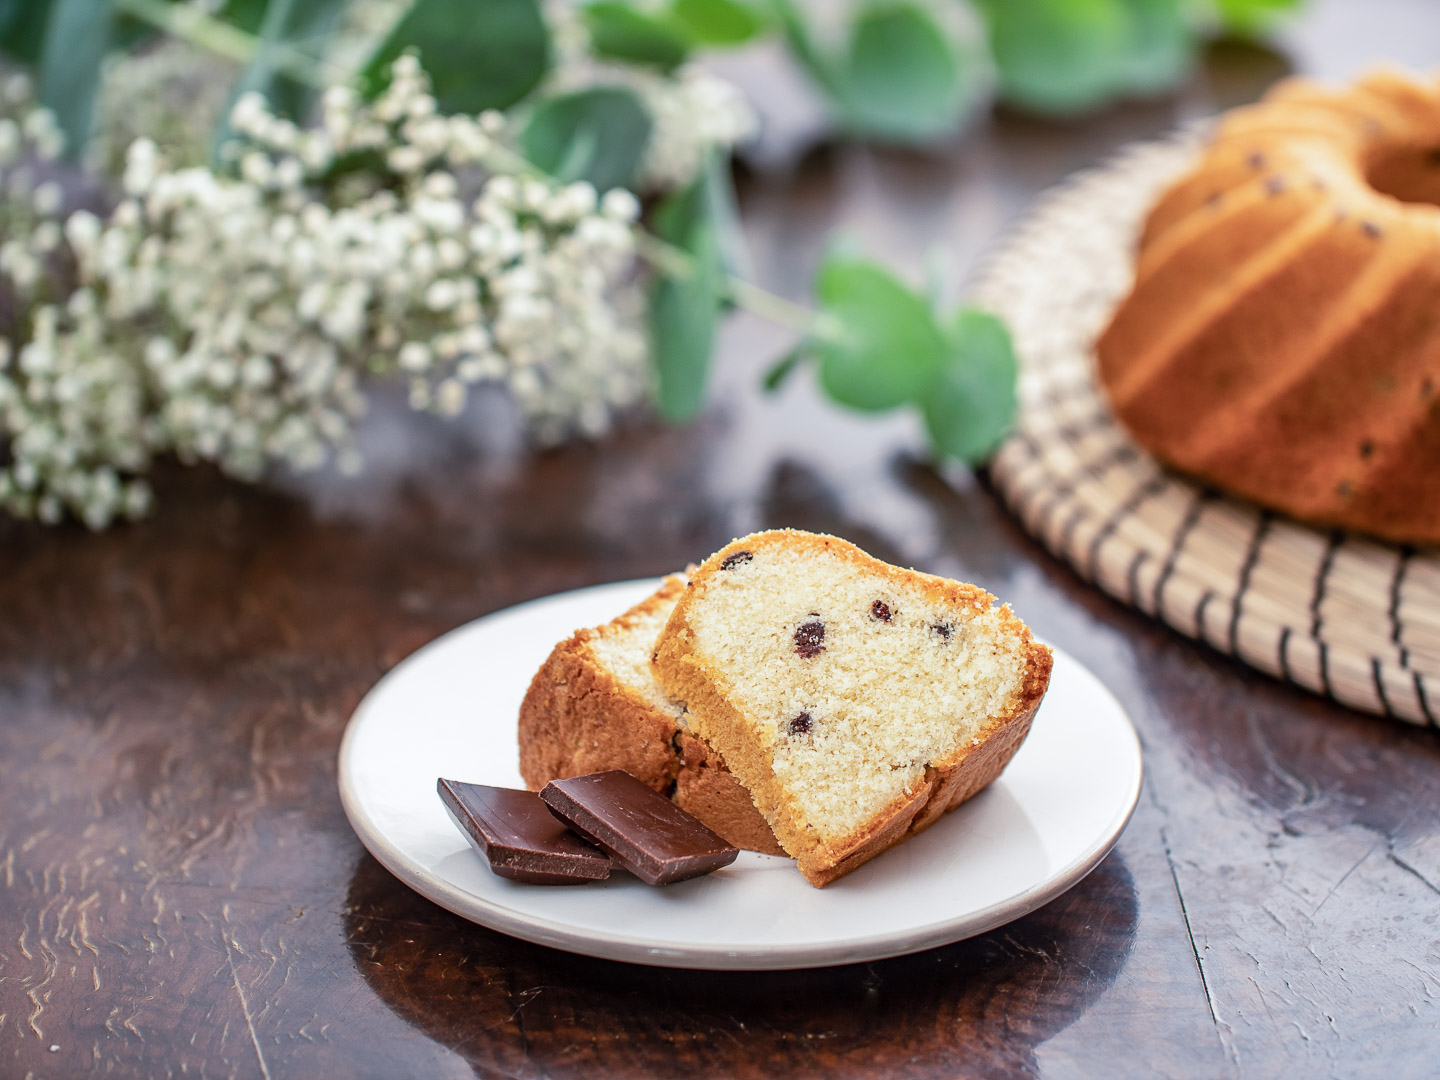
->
[1365,145,1440,207]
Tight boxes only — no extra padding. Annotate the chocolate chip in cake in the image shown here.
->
[720,550,753,570]
[1264,176,1287,196]
[871,600,893,623]
[1336,480,1353,498]
[787,712,813,736]
[1246,151,1265,170]
[794,620,826,658]
[1361,220,1382,239]
[932,621,954,642]
[1359,440,1375,459]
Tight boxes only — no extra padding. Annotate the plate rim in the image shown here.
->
[338,578,1144,970]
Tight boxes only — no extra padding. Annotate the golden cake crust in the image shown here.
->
[1097,68,1440,544]
[652,530,1053,887]
[516,576,785,856]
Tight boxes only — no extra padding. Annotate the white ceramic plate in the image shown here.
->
[338,579,1143,970]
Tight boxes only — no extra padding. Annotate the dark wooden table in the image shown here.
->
[5,5,1440,1077]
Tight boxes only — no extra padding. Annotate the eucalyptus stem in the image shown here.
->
[635,232,820,337]
[113,0,348,87]
[725,277,817,336]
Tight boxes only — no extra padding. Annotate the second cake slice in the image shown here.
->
[653,530,1053,887]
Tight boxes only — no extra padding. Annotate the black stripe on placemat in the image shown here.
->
[1087,474,1167,582]
[1309,532,1343,700]
[1126,549,1149,608]
[1055,412,1119,445]
[1196,590,1217,644]
[1030,440,1145,539]
[1372,657,1395,720]
[1278,626,1294,684]
[1317,640,1334,699]
[1415,673,1439,730]
[1310,530,1343,639]
[1152,489,1211,620]
[1042,380,1103,409]
[1228,513,1273,656]
[1388,547,1413,669]
[1058,500,1091,558]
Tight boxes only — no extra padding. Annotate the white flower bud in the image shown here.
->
[398,341,431,372]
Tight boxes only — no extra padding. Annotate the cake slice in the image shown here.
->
[517,575,783,855]
[652,530,1053,887]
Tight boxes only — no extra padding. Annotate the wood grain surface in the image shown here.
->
[4,5,1440,1076]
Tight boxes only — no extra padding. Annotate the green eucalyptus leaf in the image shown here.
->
[814,254,948,412]
[1114,0,1196,95]
[38,0,114,158]
[841,1,974,141]
[522,86,652,191]
[222,0,272,34]
[0,0,53,63]
[1212,0,1300,36]
[670,0,769,45]
[361,0,549,114]
[973,0,1130,115]
[922,308,1018,464]
[650,176,723,422]
[583,2,692,70]
[771,0,845,102]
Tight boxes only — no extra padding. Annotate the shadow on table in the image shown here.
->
[343,848,1138,1080]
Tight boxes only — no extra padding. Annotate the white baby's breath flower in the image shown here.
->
[0,55,652,526]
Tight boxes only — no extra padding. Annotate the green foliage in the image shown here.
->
[777,0,977,142]
[670,0,769,45]
[522,87,652,191]
[0,0,1303,471]
[651,171,724,422]
[765,253,1018,464]
[361,0,549,113]
[37,0,114,157]
[972,0,1196,114]
[0,0,55,63]
[582,0,768,68]
[583,2,692,70]
[814,254,947,411]
[923,309,1017,463]
[1213,0,1301,37]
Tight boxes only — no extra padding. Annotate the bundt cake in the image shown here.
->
[517,574,784,855]
[1097,68,1440,545]
[652,530,1053,887]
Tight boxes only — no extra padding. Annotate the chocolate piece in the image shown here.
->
[719,550,753,570]
[787,711,813,736]
[438,779,610,885]
[870,599,893,623]
[540,771,739,885]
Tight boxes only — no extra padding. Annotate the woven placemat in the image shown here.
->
[977,130,1440,729]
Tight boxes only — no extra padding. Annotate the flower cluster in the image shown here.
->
[0,59,650,527]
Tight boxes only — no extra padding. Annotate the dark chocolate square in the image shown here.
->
[438,779,611,884]
[540,771,739,885]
